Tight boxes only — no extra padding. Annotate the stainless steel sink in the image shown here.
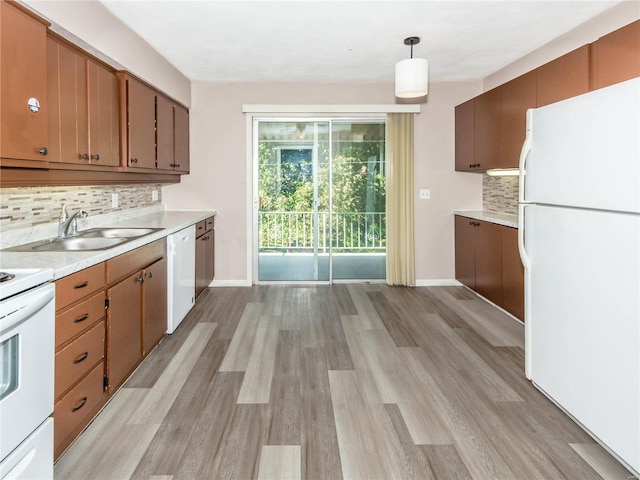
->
[77,227,161,238]
[31,237,129,251]
[4,227,163,252]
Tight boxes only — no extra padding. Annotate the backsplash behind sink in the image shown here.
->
[0,184,163,232]
[483,174,519,216]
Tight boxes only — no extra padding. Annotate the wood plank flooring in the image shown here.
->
[55,285,634,480]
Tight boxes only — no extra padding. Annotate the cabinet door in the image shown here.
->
[195,234,208,298]
[499,71,536,169]
[142,257,167,355]
[454,216,476,289]
[88,61,119,166]
[454,99,475,172]
[127,77,156,168]
[205,230,215,287]
[474,87,501,171]
[174,104,190,173]
[56,39,89,165]
[107,271,143,391]
[156,94,174,171]
[474,220,503,306]
[591,20,640,90]
[501,226,524,321]
[536,45,590,107]
[0,2,49,163]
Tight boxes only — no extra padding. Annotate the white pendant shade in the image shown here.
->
[395,58,429,98]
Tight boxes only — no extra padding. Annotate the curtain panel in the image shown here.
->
[386,113,415,286]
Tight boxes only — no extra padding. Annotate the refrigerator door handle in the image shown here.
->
[518,203,531,271]
[518,109,533,204]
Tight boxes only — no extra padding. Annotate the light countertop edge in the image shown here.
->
[454,210,518,228]
[0,209,217,279]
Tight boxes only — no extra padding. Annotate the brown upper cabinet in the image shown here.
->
[0,2,50,165]
[474,87,502,171]
[535,45,590,107]
[454,99,475,172]
[122,74,157,169]
[47,35,119,167]
[591,20,640,90]
[455,20,640,174]
[119,73,189,173]
[499,71,536,168]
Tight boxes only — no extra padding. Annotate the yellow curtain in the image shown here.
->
[386,113,415,286]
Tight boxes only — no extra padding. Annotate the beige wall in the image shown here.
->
[21,0,191,105]
[163,81,483,283]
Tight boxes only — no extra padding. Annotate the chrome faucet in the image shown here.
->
[58,205,88,238]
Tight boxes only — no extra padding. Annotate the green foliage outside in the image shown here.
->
[258,138,386,253]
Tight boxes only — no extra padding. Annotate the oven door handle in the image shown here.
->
[0,285,54,334]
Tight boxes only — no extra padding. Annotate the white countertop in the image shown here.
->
[0,207,216,279]
[454,210,518,228]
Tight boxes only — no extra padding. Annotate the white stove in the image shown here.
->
[0,268,54,301]
[0,267,55,479]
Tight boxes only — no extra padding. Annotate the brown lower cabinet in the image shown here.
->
[195,216,215,297]
[53,265,108,459]
[54,238,167,460]
[455,215,524,321]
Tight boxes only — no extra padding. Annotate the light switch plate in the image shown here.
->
[152,190,158,201]
[111,193,119,208]
[419,189,431,200]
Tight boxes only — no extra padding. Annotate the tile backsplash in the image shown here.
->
[483,175,519,216]
[0,184,162,231]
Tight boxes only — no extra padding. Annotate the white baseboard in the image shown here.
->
[414,279,463,287]
[209,279,252,287]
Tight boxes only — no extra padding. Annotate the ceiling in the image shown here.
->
[99,0,624,84]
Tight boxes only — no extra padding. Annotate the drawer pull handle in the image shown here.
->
[74,281,89,289]
[74,313,90,324]
[71,397,87,413]
[73,352,89,364]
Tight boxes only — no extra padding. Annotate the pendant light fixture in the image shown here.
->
[395,36,429,98]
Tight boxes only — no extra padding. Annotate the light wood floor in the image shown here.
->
[55,285,633,480]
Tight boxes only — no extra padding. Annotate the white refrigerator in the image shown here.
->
[518,77,640,476]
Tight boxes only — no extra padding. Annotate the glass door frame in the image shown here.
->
[252,114,386,285]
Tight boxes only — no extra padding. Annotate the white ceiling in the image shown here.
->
[99,0,624,84]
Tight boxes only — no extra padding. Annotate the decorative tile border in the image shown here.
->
[482,175,519,216]
[0,184,163,231]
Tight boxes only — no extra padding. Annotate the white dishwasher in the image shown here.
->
[166,225,196,334]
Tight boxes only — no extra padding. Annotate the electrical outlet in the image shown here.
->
[419,189,431,200]
[111,193,119,208]
[152,190,158,201]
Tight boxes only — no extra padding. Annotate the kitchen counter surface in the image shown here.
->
[454,210,518,228]
[0,207,216,279]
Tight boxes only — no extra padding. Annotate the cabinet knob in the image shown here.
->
[37,147,48,156]
[92,154,100,161]
[80,153,89,160]
[131,158,138,164]
[137,277,144,283]
[146,272,153,278]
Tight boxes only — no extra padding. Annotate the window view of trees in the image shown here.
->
[258,121,386,253]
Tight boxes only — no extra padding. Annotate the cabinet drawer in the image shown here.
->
[55,321,105,400]
[205,216,214,232]
[55,263,105,311]
[54,361,106,455]
[56,291,105,348]
[106,238,165,284]
[195,220,206,237]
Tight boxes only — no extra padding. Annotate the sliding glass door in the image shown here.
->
[254,118,385,282]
